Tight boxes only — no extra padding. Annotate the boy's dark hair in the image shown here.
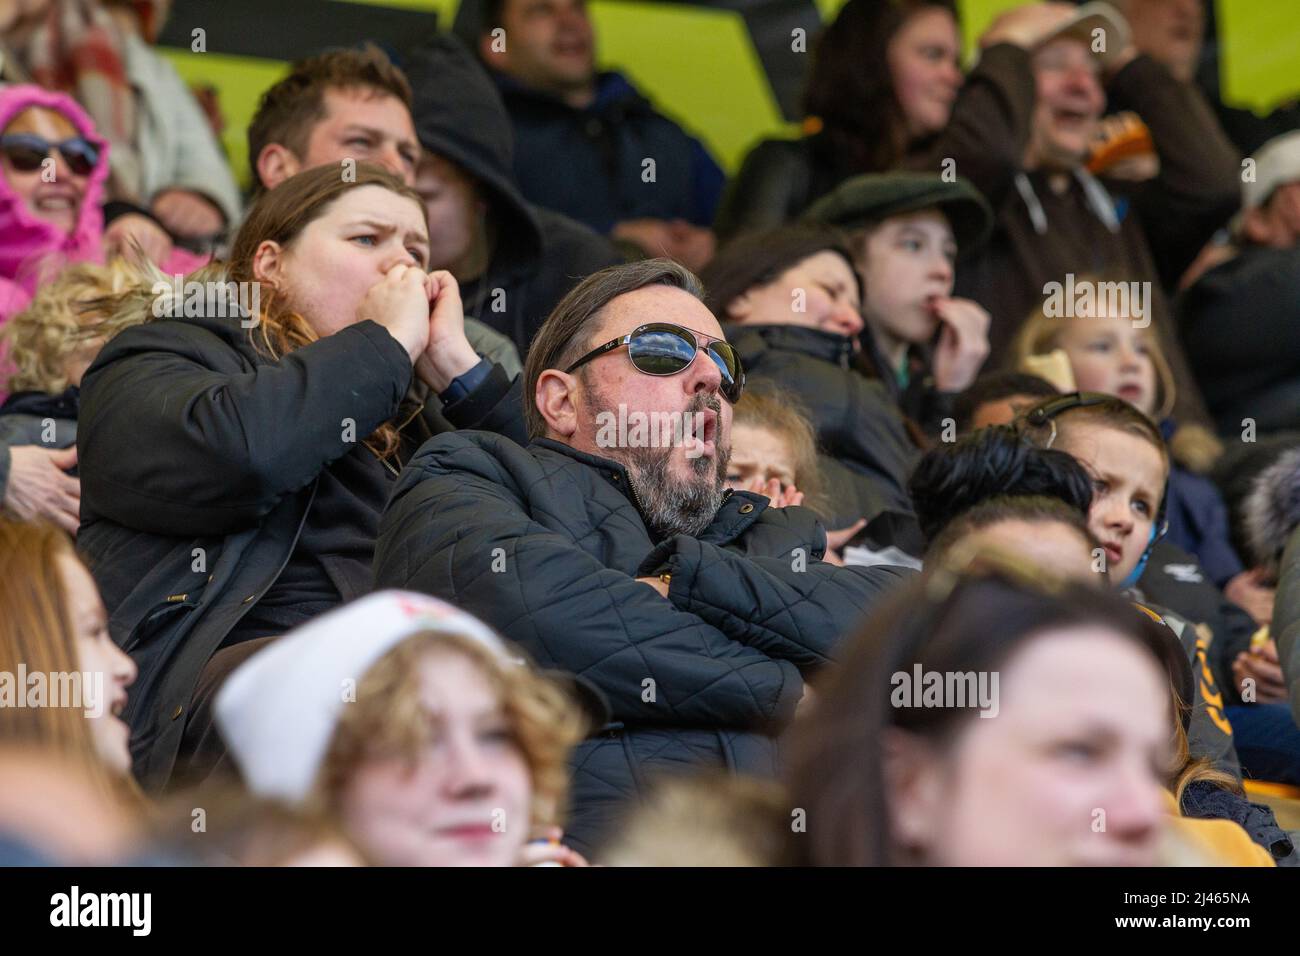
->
[247,43,413,190]
[953,372,1059,433]
[907,425,1093,543]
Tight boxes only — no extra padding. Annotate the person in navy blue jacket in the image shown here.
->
[477,0,724,272]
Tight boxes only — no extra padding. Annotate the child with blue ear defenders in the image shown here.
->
[1018,393,1300,790]
[1010,292,1272,624]
[1019,392,1169,590]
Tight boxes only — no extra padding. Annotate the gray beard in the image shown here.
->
[624,440,729,539]
[587,384,731,539]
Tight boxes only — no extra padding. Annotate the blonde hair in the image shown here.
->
[148,784,368,866]
[598,772,788,867]
[1011,282,1222,473]
[2,259,157,395]
[0,518,137,804]
[314,630,586,830]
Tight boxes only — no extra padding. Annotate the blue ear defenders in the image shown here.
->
[1020,392,1169,588]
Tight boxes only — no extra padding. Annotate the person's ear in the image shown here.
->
[479,30,508,70]
[256,143,302,192]
[726,291,753,324]
[1241,206,1274,247]
[251,240,285,286]
[881,727,946,862]
[535,368,581,440]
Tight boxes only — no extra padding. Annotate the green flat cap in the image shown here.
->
[803,171,995,255]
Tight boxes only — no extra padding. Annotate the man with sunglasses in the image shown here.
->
[374,258,912,856]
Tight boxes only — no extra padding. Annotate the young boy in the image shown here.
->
[806,172,994,436]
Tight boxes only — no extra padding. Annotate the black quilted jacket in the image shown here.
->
[373,431,912,853]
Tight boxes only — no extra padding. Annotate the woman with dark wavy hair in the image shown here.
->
[715,0,962,237]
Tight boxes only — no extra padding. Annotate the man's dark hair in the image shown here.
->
[907,425,1094,543]
[952,371,1059,433]
[247,43,413,190]
[522,258,705,440]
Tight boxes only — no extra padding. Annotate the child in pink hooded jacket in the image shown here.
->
[0,84,206,323]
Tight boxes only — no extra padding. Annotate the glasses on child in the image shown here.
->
[0,133,100,176]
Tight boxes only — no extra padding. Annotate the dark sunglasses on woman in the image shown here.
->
[0,133,100,176]
[564,322,745,404]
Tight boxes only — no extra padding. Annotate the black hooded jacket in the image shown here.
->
[1179,245,1300,436]
[373,430,911,854]
[723,323,920,529]
[403,36,621,357]
[75,296,524,791]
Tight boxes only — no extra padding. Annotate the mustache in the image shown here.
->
[686,391,722,419]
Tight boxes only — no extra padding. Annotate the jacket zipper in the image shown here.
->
[622,471,647,519]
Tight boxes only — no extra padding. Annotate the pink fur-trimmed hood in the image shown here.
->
[0,84,110,296]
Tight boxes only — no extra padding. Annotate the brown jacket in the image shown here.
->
[942,46,1241,426]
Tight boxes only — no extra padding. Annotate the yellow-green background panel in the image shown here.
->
[161,0,1300,190]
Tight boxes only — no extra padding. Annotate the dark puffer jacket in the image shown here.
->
[373,431,911,854]
[724,323,920,529]
[493,70,725,234]
[1178,246,1300,437]
[76,300,522,791]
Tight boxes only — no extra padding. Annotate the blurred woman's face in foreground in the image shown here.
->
[888,626,1170,866]
[60,554,136,775]
[336,648,533,867]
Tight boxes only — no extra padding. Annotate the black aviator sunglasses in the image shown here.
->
[564,322,745,404]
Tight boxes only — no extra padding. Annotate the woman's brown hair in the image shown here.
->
[781,559,1173,866]
[228,162,429,459]
[804,0,960,174]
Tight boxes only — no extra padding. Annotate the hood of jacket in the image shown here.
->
[493,68,652,119]
[404,36,542,281]
[1244,445,1300,575]
[0,84,109,294]
[82,261,264,370]
[724,322,856,370]
[0,384,79,420]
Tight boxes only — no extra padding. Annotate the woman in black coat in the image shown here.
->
[77,163,514,790]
